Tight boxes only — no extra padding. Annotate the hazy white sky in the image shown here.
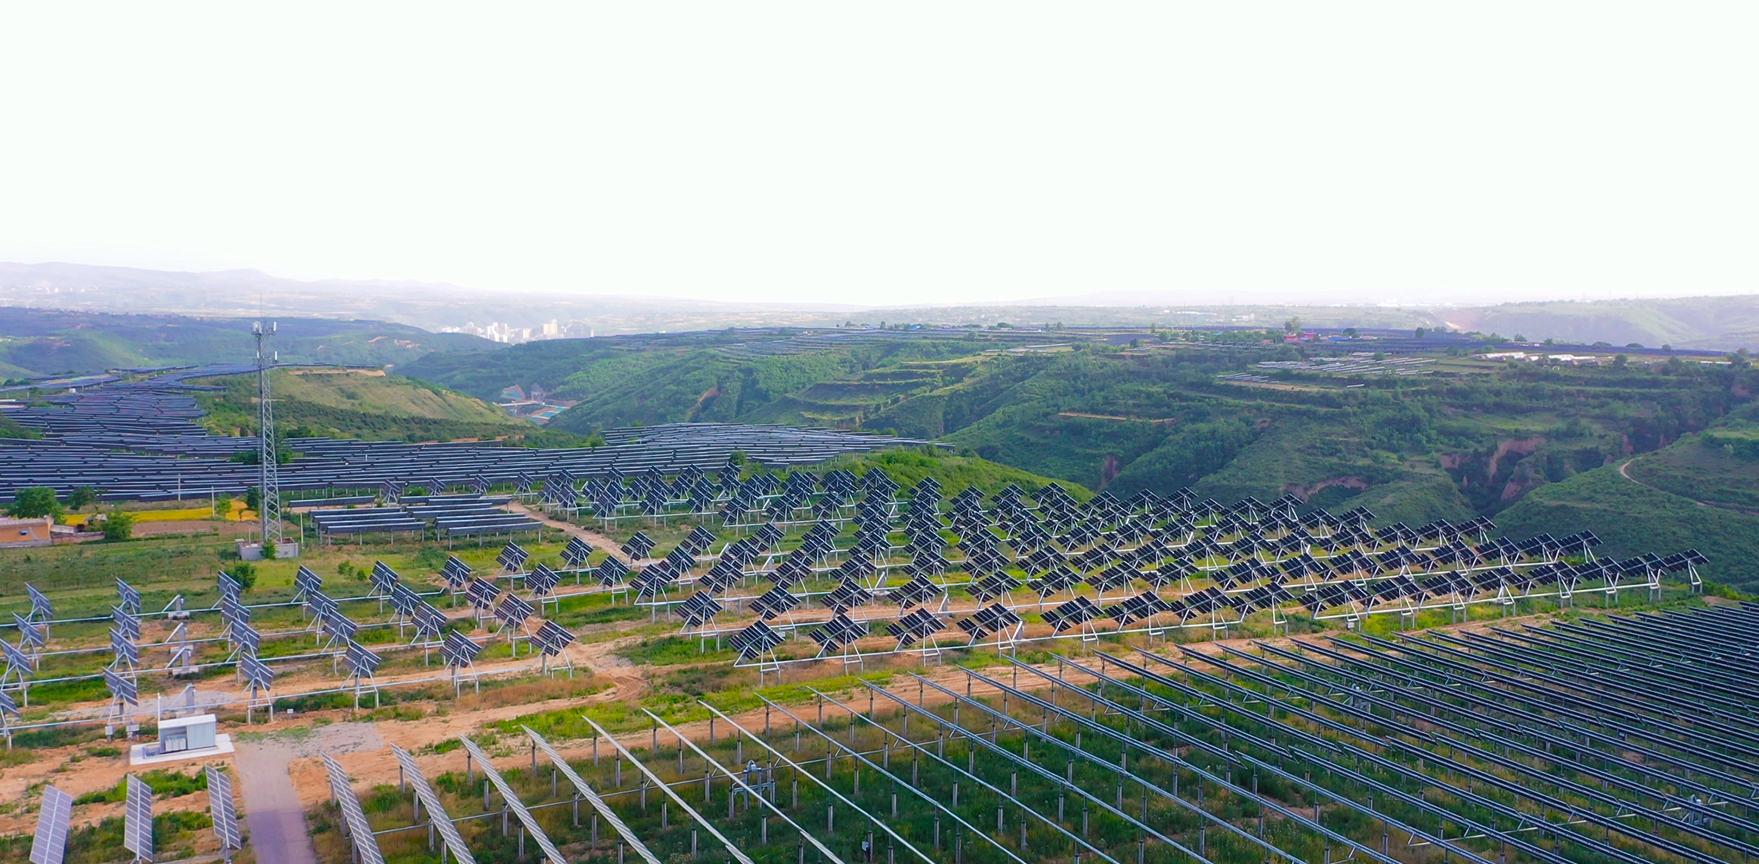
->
[1,3,1754,307]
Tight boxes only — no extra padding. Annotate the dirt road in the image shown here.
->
[235,723,383,864]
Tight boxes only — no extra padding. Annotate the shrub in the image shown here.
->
[102,509,134,541]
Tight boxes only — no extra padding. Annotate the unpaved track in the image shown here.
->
[505,501,632,563]
[235,723,382,864]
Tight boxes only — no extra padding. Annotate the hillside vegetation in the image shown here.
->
[0,307,494,375]
[403,327,1759,590]
[194,370,581,445]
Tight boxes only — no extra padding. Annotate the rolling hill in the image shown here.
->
[0,307,496,376]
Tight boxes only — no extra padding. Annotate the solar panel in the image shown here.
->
[123,775,153,862]
[596,556,630,587]
[0,689,17,718]
[12,615,44,649]
[26,585,51,619]
[533,621,576,656]
[323,755,385,864]
[302,590,335,619]
[751,586,800,620]
[294,566,323,596]
[412,604,448,640]
[561,537,594,568]
[441,631,482,668]
[112,607,141,641]
[495,593,534,629]
[104,669,138,705]
[115,579,141,614]
[205,767,241,851]
[389,584,422,615]
[459,737,566,864]
[240,656,275,690]
[441,556,473,588]
[343,641,381,678]
[677,592,723,627]
[320,609,358,642]
[229,622,261,655]
[1,644,27,675]
[369,561,400,594]
[730,621,787,660]
[465,578,501,609]
[111,630,139,666]
[220,597,251,626]
[28,785,71,864]
[522,730,664,864]
[390,745,475,864]
[497,541,530,571]
[526,564,560,597]
[217,573,242,601]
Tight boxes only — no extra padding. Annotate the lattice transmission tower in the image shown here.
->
[253,321,286,551]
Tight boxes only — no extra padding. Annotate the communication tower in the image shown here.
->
[252,322,292,556]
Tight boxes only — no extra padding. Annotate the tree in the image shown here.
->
[1613,354,1629,369]
[232,562,258,592]
[245,486,261,513]
[1342,328,1358,339]
[1283,317,1302,334]
[102,509,134,541]
[1414,327,1428,338]
[7,486,62,519]
[67,486,98,512]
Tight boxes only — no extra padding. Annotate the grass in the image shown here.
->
[1496,463,1759,593]
[76,768,207,804]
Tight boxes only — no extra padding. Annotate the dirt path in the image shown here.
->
[1617,456,1759,515]
[505,501,632,564]
[235,722,383,864]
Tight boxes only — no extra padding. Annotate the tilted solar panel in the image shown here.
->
[123,775,153,861]
[205,767,241,851]
[28,785,71,864]
[323,756,385,864]
[390,745,475,864]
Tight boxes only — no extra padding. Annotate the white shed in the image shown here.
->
[158,714,218,754]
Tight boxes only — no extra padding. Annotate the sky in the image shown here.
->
[0,3,1755,307]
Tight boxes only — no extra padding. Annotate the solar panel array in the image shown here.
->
[573,475,1707,666]
[0,370,929,505]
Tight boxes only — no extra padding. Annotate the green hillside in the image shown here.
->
[813,447,1093,502]
[1495,464,1759,592]
[193,369,581,445]
[394,325,1759,590]
[0,307,495,375]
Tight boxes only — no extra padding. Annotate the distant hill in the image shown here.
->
[1436,296,1759,352]
[0,307,494,376]
[9,261,1757,349]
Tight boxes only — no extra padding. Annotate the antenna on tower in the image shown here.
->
[251,321,296,558]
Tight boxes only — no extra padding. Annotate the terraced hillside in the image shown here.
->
[399,327,1759,590]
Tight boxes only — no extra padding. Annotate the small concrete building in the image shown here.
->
[0,516,52,548]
